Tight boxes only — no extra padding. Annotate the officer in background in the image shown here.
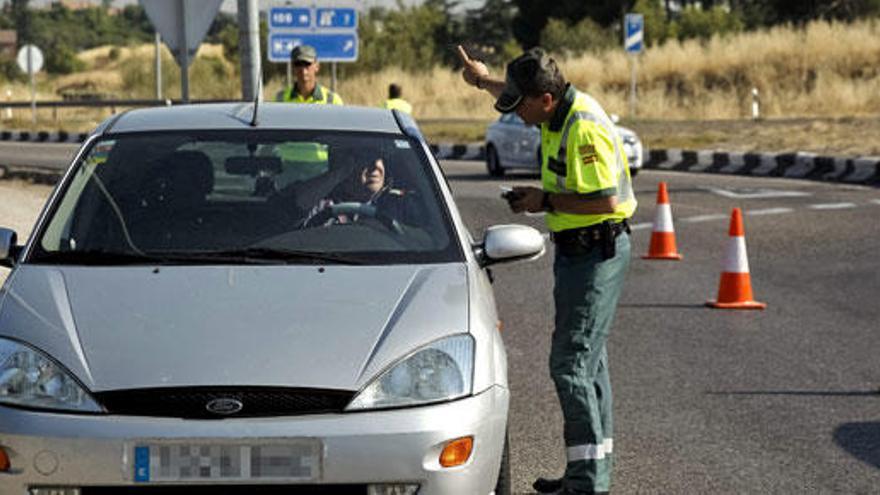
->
[276,45,344,105]
[383,83,412,114]
[458,45,636,495]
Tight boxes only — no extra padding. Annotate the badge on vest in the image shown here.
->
[579,144,599,165]
[548,157,567,176]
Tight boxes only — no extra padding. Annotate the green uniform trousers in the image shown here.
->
[551,232,630,493]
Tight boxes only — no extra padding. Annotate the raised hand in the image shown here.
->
[456,45,489,88]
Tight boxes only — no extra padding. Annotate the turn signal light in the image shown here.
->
[0,446,10,472]
[439,436,473,467]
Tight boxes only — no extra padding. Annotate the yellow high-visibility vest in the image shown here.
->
[278,84,343,105]
[541,86,636,232]
[383,98,412,114]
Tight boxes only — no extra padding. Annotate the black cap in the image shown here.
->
[494,47,556,113]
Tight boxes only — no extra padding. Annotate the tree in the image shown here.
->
[11,0,31,43]
[512,0,637,48]
[461,0,518,66]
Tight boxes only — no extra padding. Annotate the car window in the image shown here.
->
[33,130,461,265]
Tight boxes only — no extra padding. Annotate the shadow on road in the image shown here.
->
[834,422,880,469]
[619,303,707,309]
[704,390,880,397]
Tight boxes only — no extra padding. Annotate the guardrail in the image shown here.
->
[0,98,237,109]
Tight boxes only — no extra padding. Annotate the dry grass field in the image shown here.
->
[0,19,878,154]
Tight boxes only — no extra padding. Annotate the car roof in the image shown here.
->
[104,103,404,135]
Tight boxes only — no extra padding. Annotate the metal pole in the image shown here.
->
[179,1,190,102]
[629,54,637,118]
[28,46,36,126]
[331,62,337,93]
[286,60,292,90]
[238,0,260,101]
[155,31,162,100]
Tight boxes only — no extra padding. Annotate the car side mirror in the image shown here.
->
[0,227,19,268]
[477,224,545,267]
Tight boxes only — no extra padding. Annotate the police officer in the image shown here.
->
[277,45,344,105]
[383,83,412,114]
[458,45,636,495]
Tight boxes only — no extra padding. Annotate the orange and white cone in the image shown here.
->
[706,208,766,310]
[643,182,683,260]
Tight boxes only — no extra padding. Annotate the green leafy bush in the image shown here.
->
[540,16,615,58]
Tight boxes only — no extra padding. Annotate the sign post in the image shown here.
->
[141,0,223,102]
[268,3,359,94]
[624,13,644,118]
[16,44,43,125]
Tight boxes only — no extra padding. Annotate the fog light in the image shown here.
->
[0,446,9,472]
[439,435,473,468]
[29,489,81,495]
[367,484,419,495]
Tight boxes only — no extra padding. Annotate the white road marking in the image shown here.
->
[630,222,653,231]
[870,199,880,206]
[701,187,811,199]
[682,214,729,223]
[746,207,794,216]
[808,203,857,210]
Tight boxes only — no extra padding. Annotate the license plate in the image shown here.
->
[128,439,322,483]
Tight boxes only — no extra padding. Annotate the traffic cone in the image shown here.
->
[706,208,766,310]
[642,182,683,260]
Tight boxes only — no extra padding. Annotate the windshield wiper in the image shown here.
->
[200,247,366,265]
[30,249,176,266]
[31,248,365,266]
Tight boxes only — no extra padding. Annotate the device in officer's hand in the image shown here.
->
[499,185,523,203]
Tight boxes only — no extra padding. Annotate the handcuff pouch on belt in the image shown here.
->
[551,220,630,259]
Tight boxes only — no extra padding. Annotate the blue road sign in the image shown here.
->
[315,8,357,29]
[624,13,644,53]
[269,32,358,63]
[269,7,311,29]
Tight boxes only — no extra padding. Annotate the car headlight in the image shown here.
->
[346,334,474,411]
[0,338,102,413]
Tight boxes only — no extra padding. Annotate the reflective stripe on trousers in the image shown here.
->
[567,438,614,461]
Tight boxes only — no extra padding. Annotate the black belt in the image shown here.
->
[550,220,630,258]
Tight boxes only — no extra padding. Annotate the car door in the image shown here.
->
[510,114,541,169]
[493,114,517,165]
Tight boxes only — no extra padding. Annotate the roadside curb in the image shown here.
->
[644,149,880,186]
[0,130,89,144]
[429,142,880,186]
[3,132,878,186]
[429,143,485,161]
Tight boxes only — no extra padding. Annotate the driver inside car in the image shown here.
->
[299,157,412,230]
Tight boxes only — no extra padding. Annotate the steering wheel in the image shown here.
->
[328,202,405,236]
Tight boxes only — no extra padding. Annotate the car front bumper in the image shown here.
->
[0,385,508,495]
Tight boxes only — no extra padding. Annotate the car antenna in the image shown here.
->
[250,73,263,127]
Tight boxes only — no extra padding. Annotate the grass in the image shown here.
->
[1,19,878,154]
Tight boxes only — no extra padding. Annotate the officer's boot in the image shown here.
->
[533,476,564,493]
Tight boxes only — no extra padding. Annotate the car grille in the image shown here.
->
[94,387,356,419]
[76,485,368,494]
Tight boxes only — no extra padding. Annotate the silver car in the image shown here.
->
[0,104,545,494]
[484,113,643,177]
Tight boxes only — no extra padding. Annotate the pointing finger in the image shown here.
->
[456,45,472,64]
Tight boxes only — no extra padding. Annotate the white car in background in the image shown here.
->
[485,113,643,177]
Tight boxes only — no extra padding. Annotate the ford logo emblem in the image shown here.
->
[206,398,244,415]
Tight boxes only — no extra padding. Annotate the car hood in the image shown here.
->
[0,264,469,392]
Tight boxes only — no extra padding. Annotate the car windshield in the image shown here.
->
[32,130,461,265]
